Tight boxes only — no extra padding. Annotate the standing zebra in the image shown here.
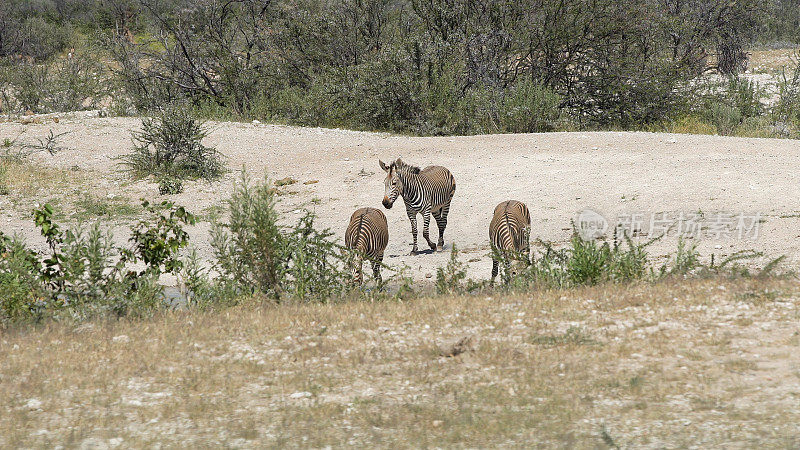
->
[489,200,532,283]
[345,207,389,285]
[379,158,456,255]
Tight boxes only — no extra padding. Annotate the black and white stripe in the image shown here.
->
[489,200,531,282]
[380,158,456,255]
[345,207,389,284]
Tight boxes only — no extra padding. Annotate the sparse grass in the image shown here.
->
[0,157,78,197]
[2,277,800,447]
[70,194,141,221]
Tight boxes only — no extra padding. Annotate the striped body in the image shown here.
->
[380,158,456,255]
[489,200,531,282]
[345,207,389,284]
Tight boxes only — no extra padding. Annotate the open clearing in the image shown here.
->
[1,115,800,284]
[2,277,800,447]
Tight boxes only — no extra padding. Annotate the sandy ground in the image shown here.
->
[2,113,800,283]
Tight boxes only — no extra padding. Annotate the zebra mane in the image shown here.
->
[393,158,421,174]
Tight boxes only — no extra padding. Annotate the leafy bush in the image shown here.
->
[497,228,657,290]
[772,55,800,137]
[210,173,351,302]
[0,52,108,114]
[706,103,743,135]
[98,0,763,133]
[121,105,224,180]
[495,80,562,133]
[435,245,471,295]
[0,201,195,325]
[158,177,184,195]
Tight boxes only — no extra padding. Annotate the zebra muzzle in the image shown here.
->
[382,197,393,209]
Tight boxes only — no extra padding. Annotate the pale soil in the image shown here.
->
[2,113,800,284]
[2,277,800,447]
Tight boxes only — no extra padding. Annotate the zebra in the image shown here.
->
[489,200,531,283]
[379,158,456,255]
[345,207,389,285]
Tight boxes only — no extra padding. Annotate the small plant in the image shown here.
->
[668,237,701,275]
[435,245,473,295]
[530,326,598,348]
[0,164,9,195]
[23,130,70,155]
[158,177,184,195]
[121,105,224,181]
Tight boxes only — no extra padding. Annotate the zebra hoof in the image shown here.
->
[410,249,418,256]
[436,244,443,252]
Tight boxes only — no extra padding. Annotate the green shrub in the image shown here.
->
[210,172,351,302]
[121,105,224,180]
[0,234,46,323]
[496,79,562,133]
[498,228,656,290]
[158,177,184,195]
[11,63,49,113]
[1,52,108,114]
[706,103,743,135]
[435,245,471,295]
[0,201,195,325]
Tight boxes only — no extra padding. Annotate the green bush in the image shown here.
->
[0,234,46,323]
[496,79,562,133]
[210,172,351,302]
[706,103,743,135]
[158,177,184,195]
[435,245,471,295]
[121,105,224,180]
[1,52,108,114]
[496,228,657,290]
[0,201,195,325]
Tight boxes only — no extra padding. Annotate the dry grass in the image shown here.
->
[0,158,76,198]
[2,277,800,447]
[748,47,799,73]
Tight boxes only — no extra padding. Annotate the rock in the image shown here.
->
[52,117,59,123]
[303,180,319,185]
[112,335,130,343]
[425,273,433,279]
[26,398,42,410]
[438,335,475,357]
[275,177,298,186]
[289,391,312,399]
[252,119,261,125]
[432,420,443,427]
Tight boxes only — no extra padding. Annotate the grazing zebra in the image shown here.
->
[489,200,532,283]
[379,158,456,255]
[345,207,389,285]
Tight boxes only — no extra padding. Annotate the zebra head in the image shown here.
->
[350,258,363,285]
[379,159,403,209]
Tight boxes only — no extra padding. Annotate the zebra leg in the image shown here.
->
[422,209,436,251]
[437,203,451,250]
[433,207,447,251]
[372,255,383,283]
[491,258,499,284]
[407,209,419,255]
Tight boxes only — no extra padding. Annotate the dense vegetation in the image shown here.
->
[0,174,783,326]
[0,0,799,135]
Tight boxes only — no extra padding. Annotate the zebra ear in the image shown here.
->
[379,159,389,172]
